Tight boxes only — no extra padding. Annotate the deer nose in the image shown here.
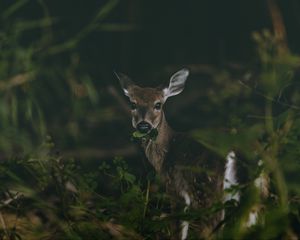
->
[137,121,152,133]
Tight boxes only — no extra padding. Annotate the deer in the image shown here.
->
[115,68,268,239]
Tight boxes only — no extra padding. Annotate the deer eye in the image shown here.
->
[130,102,137,110]
[154,102,162,110]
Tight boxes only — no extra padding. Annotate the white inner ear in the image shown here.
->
[163,69,189,101]
[163,88,170,101]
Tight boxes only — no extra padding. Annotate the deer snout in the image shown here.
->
[136,121,152,133]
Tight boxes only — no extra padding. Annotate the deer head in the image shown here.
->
[116,69,189,135]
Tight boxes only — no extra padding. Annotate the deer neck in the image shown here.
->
[142,113,173,173]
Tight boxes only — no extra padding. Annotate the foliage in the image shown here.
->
[132,129,158,141]
[192,30,300,238]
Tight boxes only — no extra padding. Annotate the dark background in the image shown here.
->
[1,0,300,168]
[6,0,300,73]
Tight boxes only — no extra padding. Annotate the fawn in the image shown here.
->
[116,69,265,239]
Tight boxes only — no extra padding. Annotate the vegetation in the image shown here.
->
[1,1,300,239]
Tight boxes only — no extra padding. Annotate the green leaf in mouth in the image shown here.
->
[132,128,158,141]
[132,131,149,138]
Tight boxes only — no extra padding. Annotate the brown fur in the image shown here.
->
[117,70,225,238]
[127,86,165,129]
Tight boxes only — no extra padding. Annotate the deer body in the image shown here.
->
[146,121,225,238]
[117,69,234,239]
[142,116,224,208]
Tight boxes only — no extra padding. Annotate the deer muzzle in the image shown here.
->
[136,121,152,133]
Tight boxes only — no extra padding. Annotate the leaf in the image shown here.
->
[132,131,148,138]
[123,172,136,184]
[132,128,158,141]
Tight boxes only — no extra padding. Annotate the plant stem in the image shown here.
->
[143,180,150,218]
[264,99,288,212]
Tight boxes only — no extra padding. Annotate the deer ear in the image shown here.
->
[163,68,189,100]
[114,71,134,97]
